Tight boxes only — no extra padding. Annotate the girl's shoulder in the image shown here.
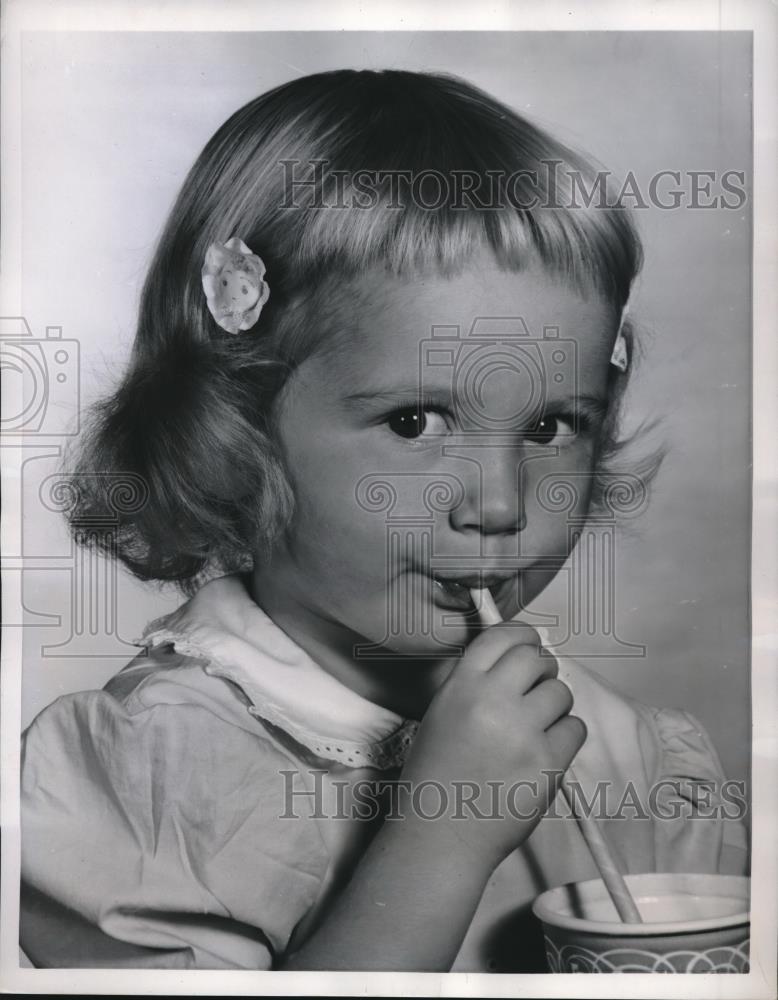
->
[22,637,273,753]
[20,642,331,969]
[22,637,324,817]
[557,654,729,787]
[21,639,328,834]
[104,640,260,728]
[557,654,748,872]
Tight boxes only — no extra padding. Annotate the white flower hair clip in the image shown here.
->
[610,298,630,372]
[201,237,270,334]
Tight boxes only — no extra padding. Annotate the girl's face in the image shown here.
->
[261,250,616,659]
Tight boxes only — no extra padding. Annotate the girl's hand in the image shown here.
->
[283,622,583,971]
[399,622,586,870]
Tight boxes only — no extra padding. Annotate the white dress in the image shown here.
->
[20,575,749,970]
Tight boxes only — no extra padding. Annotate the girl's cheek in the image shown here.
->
[527,448,596,508]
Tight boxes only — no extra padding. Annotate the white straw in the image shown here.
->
[469,587,643,925]
[560,769,643,923]
[470,586,503,626]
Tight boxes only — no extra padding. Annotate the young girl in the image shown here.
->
[20,69,748,972]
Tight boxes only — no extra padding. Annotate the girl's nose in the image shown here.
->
[448,443,527,537]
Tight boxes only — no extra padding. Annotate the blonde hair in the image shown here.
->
[66,69,652,591]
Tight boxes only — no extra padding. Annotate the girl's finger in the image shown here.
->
[487,642,558,690]
[524,677,574,727]
[544,714,588,769]
[464,620,542,675]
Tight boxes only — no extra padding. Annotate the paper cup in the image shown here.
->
[532,873,750,973]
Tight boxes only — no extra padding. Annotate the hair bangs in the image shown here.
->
[217,70,643,309]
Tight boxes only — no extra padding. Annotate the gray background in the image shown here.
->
[17,31,751,798]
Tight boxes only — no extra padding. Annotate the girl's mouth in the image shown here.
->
[432,576,475,612]
[430,573,514,612]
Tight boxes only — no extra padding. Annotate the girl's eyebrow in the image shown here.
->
[342,388,609,416]
[574,394,610,418]
[341,387,450,409]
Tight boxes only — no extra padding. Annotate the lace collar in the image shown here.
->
[135,574,419,770]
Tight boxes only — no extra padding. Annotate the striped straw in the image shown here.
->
[469,587,643,924]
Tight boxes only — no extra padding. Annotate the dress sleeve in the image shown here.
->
[641,706,750,877]
[20,689,329,969]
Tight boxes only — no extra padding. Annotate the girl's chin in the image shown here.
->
[355,605,481,658]
[343,578,524,655]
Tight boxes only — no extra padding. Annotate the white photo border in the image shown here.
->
[1,1,775,997]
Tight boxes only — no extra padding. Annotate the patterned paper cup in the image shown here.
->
[532,873,750,973]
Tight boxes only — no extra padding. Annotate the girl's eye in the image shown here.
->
[523,414,577,446]
[386,407,448,440]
